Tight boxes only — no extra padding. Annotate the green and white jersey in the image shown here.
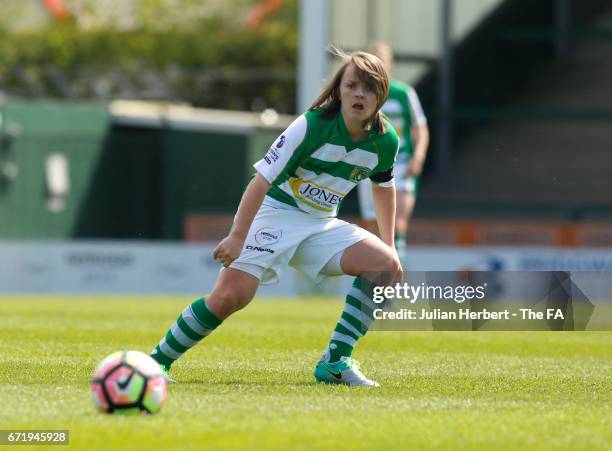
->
[254,109,399,218]
[382,80,427,160]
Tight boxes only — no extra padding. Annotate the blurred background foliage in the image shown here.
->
[0,0,298,113]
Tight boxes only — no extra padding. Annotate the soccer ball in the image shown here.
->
[91,350,167,415]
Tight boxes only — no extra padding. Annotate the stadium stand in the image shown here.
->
[414,0,612,222]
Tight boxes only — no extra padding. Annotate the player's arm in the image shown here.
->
[213,174,270,267]
[213,115,308,266]
[370,168,396,248]
[408,124,429,176]
[371,182,396,248]
[406,88,429,176]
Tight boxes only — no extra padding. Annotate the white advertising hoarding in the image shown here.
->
[0,241,611,297]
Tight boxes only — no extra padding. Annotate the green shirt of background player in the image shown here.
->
[358,42,430,255]
[150,48,402,387]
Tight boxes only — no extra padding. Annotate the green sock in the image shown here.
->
[327,277,376,363]
[151,298,221,367]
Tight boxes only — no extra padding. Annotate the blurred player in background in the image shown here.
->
[150,48,402,387]
[358,42,429,261]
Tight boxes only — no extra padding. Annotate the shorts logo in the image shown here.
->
[255,227,282,245]
[289,178,345,212]
[276,135,286,148]
[349,166,371,183]
[246,245,275,254]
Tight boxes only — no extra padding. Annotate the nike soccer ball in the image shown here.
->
[91,350,167,414]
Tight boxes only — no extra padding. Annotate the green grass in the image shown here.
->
[0,296,610,451]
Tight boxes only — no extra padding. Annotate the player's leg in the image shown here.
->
[325,238,401,361]
[295,222,401,386]
[394,189,414,259]
[151,268,259,376]
[206,268,260,319]
[392,160,415,252]
[151,204,302,379]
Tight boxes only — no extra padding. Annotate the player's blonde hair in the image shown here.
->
[309,46,389,134]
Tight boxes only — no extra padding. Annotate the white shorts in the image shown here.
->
[229,201,376,284]
[358,159,416,220]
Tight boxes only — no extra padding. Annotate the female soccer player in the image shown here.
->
[358,42,430,259]
[151,48,402,387]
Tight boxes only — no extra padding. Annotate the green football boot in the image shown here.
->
[159,364,175,384]
[314,351,380,387]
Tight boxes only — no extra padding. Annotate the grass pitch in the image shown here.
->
[0,296,610,451]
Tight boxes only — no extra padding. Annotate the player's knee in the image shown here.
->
[209,286,252,318]
[390,254,402,274]
[370,249,401,274]
[361,253,402,287]
[384,252,402,276]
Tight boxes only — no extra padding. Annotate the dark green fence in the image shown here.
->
[0,100,290,240]
[0,101,109,238]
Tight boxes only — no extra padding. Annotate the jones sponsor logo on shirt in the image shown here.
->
[276,135,286,148]
[255,227,282,245]
[289,178,345,212]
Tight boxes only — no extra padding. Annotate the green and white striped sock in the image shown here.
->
[327,277,376,363]
[151,298,221,367]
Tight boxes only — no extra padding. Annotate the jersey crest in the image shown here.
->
[349,166,371,183]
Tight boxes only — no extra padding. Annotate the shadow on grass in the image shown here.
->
[179,378,316,387]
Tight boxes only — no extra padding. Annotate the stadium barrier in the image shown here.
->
[1,240,611,297]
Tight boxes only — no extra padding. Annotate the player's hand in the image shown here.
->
[212,234,244,267]
[406,158,424,176]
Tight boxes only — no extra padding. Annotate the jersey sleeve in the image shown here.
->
[253,115,308,184]
[369,126,399,188]
[370,168,395,188]
[407,87,427,126]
